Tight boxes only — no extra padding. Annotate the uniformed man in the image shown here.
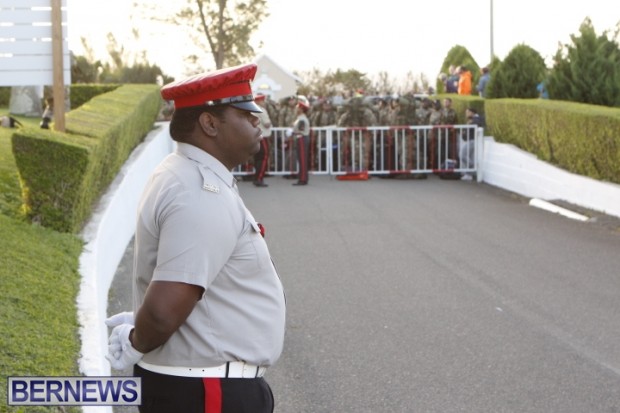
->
[292,99,311,185]
[441,97,458,125]
[105,63,286,413]
[435,97,459,174]
[337,96,377,172]
[309,98,337,170]
[277,95,297,129]
[253,94,272,187]
[387,96,417,173]
[278,96,299,177]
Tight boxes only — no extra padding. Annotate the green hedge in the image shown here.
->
[435,94,485,124]
[0,87,10,107]
[11,84,161,232]
[69,83,120,109]
[485,99,620,185]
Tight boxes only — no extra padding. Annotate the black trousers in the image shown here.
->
[135,365,274,413]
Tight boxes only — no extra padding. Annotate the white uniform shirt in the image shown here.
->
[133,142,286,367]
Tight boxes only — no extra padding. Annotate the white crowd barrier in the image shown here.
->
[234,125,483,178]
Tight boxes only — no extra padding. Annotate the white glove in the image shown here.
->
[106,324,144,370]
[285,128,293,138]
[105,311,134,327]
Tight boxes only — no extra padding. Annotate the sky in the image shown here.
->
[66,0,619,85]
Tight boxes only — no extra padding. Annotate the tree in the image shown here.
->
[371,71,396,96]
[325,69,372,97]
[170,0,269,70]
[436,45,480,94]
[71,34,173,84]
[71,54,101,83]
[486,44,546,99]
[546,18,620,107]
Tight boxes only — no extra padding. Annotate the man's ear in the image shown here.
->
[198,112,219,137]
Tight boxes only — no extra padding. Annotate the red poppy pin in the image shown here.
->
[257,223,265,238]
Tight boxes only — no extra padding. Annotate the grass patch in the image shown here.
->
[0,111,36,220]
[1,110,84,412]
[0,214,83,412]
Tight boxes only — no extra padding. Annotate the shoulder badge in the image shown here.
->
[202,183,220,193]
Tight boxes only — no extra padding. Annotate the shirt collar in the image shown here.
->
[176,142,236,189]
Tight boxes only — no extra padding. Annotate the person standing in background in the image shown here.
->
[460,107,485,181]
[292,99,311,185]
[457,66,472,96]
[477,67,491,98]
[253,94,272,187]
[446,65,459,93]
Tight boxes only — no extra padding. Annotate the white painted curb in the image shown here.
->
[528,198,590,222]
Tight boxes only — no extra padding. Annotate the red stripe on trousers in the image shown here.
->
[203,378,222,413]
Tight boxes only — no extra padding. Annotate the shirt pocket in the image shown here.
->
[248,219,272,270]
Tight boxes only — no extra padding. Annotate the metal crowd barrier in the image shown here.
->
[234,125,483,177]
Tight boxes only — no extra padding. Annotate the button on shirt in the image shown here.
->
[133,142,286,367]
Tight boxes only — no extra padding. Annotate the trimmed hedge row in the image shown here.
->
[11,84,161,233]
[484,99,620,185]
[69,84,120,109]
[436,94,620,185]
[0,87,9,107]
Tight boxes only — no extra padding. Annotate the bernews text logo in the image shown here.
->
[8,376,141,406]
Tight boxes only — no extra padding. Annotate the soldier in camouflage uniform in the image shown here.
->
[386,96,417,172]
[337,96,377,172]
[278,96,299,177]
[264,96,280,127]
[310,98,337,171]
[436,97,459,168]
[278,95,298,127]
[376,97,391,126]
[429,100,443,125]
[428,99,444,169]
[415,98,432,125]
[441,97,458,125]
[260,95,280,175]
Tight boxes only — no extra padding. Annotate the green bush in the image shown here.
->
[485,99,620,184]
[0,119,24,219]
[11,84,161,232]
[547,18,620,107]
[69,84,120,109]
[486,44,547,99]
[436,45,481,94]
[12,131,95,231]
[0,87,10,107]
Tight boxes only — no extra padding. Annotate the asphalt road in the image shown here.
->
[109,174,620,413]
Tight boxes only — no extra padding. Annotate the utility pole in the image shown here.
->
[51,0,66,132]
[490,0,495,62]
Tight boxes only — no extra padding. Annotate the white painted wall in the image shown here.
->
[77,123,174,374]
[481,136,620,219]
